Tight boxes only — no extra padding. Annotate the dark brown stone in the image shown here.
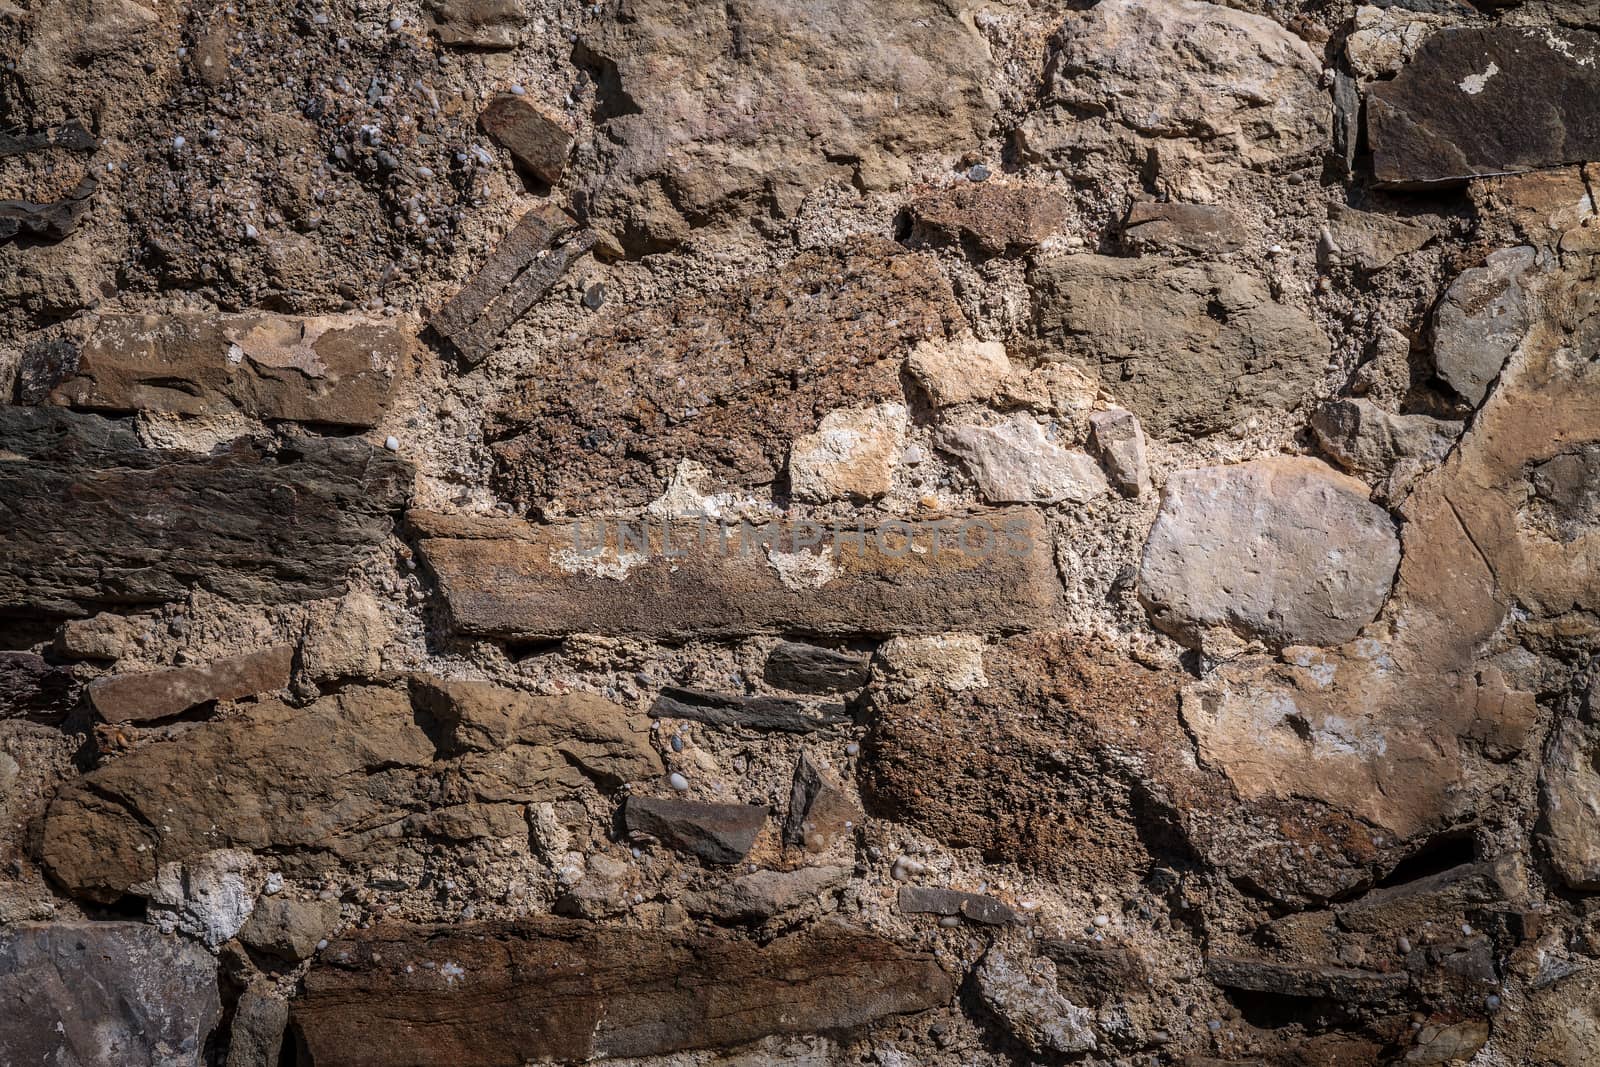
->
[0,408,410,618]
[87,645,293,723]
[650,687,851,733]
[1368,27,1600,186]
[489,238,963,510]
[907,182,1069,256]
[424,0,523,47]
[1206,956,1410,1003]
[783,750,858,852]
[623,796,768,865]
[897,886,1013,925]
[412,508,1060,641]
[480,95,572,184]
[764,641,872,694]
[0,176,95,241]
[0,651,82,721]
[292,920,954,1064]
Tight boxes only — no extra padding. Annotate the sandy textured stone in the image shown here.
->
[575,0,996,248]
[906,183,1068,256]
[412,508,1060,641]
[975,947,1096,1054]
[937,414,1107,505]
[1472,166,1600,251]
[1324,203,1435,271]
[226,982,289,1067]
[49,311,410,428]
[87,645,293,723]
[0,922,221,1067]
[682,865,850,924]
[1311,398,1459,496]
[293,920,953,1063]
[906,336,1012,408]
[787,403,905,503]
[0,408,411,617]
[480,94,572,184]
[425,0,522,47]
[299,589,390,682]
[1032,255,1328,439]
[1542,721,1600,890]
[1121,201,1244,255]
[783,751,858,853]
[1139,458,1400,651]
[1088,408,1149,497]
[1369,26,1600,185]
[1432,246,1537,406]
[239,897,341,962]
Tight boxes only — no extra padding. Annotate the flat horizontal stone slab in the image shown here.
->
[411,508,1061,640]
[49,311,411,428]
[650,687,852,733]
[293,920,953,1064]
[1368,26,1600,185]
[0,408,411,617]
[87,645,293,723]
[624,796,768,865]
[898,886,1013,925]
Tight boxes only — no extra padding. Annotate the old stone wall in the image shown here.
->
[2,0,1599,1064]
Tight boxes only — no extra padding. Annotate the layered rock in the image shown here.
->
[87,645,293,723]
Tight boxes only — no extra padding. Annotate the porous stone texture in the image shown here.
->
[8,1,1600,1063]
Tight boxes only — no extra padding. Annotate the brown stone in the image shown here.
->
[897,886,1012,925]
[763,642,872,695]
[1121,201,1245,256]
[87,645,292,723]
[624,796,767,865]
[48,312,411,428]
[650,687,852,734]
[480,95,572,185]
[412,507,1060,641]
[1205,956,1409,1004]
[1324,203,1435,272]
[424,0,523,48]
[239,897,340,962]
[783,751,858,852]
[489,238,963,510]
[907,183,1069,256]
[292,920,954,1063]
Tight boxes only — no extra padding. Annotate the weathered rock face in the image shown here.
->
[906,183,1069,257]
[291,921,954,1064]
[975,946,1096,1054]
[0,408,411,618]
[1031,256,1329,438]
[412,508,1061,641]
[1120,201,1245,256]
[574,0,996,249]
[1311,398,1460,497]
[1138,458,1402,652]
[1542,720,1600,890]
[624,796,768,864]
[0,922,222,1067]
[87,645,293,723]
[479,94,572,185]
[490,239,962,510]
[47,312,411,428]
[1432,245,1537,406]
[937,414,1107,505]
[1368,26,1600,185]
[787,403,905,503]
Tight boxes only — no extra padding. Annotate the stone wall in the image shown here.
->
[2,0,1599,1064]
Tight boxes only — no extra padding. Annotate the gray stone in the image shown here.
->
[975,946,1096,1054]
[1432,246,1537,406]
[897,886,1013,925]
[225,982,288,1067]
[681,865,850,923]
[1542,720,1600,890]
[784,751,859,853]
[0,922,222,1066]
[1138,457,1401,652]
[1089,408,1150,497]
[1311,398,1460,495]
[239,897,341,962]
[650,687,852,734]
[146,849,260,948]
[0,650,81,721]
[624,797,768,865]
[1336,855,1528,933]
[937,414,1107,505]
[763,642,872,695]
[1206,955,1410,1003]
[1324,203,1435,272]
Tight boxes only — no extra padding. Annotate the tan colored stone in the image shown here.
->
[1121,201,1244,256]
[787,403,905,503]
[906,183,1068,256]
[937,414,1107,505]
[299,589,390,682]
[1542,720,1600,890]
[1088,408,1149,497]
[87,645,294,723]
[1324,203,1434,272]
[906,337,1011,408]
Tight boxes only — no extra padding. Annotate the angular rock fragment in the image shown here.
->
[226,982,289,1067]
[938,414,1107,505]
[1138,457,1401,651]
[480,94,573,184]
[1431,246,1537,406]
[897,886,1012,925]
[428,205,595,365]
[146,849,259,947]
[1088,408,1149,497]
[1311,398,1459,496]
[0,175,95,241]
[490,239,961,509]
[49,311,411,427]
[1336,854,1528,933]
[0,922,221,1067]
[54,611,132,661]
[1206,956,1410,1003]
[1541,720,1600,890]
[681,865,849,924]
[292,920,954,1063]
[1120,201,1245,256]
[906,183,1068,256]
[1368,26,1600,185]
[651,687,852,734]
[575,0,996,248]
[975,946,1096,1054]
[783,751,858,852]
[624,796,767,865]
[0,409,412,617]
[787,403,905,502]
[412,507,1060,641]
[239,897,341,962]
[763,642,872,695]
[424,0,523,48]
[1527,446,1600,543]
[87,644,293,723]
[1472,166,1600,251]
[1324,203,1435,272]
[0,651,81,720]
[16,337,79,403]
[905,336,1012,408]
[1032,255,1328,438]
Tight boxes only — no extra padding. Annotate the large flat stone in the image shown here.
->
[48,312,411,428]
[1368,26,1600,186]
[87,645,293,723]
[0,408,411,618]
[292,920,953,1063]
[411,508,1061,640]
[0,922,221,1067]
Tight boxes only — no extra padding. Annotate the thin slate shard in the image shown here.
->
[428,205,596,364]
[650,686,854,733]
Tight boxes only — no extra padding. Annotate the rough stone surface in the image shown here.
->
[0,650,82,720]
[1138,458,1402,651]
[937,414,1107,505]
[1032,255,1329,438]
[624,796,768,865]
[975,947,1096,1054]
[1088,407,1150,497]
[898,886,1013,925]
[1311,398,1460,496]
[1432,245,1537,405]
[1121,201,1245,256]
[763,642,872,695]
[1324,203,1435,271]
[1368,26,1600,185]
[906,336,1013,409]
[787,403,905,503]
[239,897,341,962]
[651,687,851,734]
[292,921,954,1063]
[87,644,293,723]
[0,922,222,1066]
[783,751,859,853]
[425,0,522,48]
[1542,720,1600,890]
[906,183,1069,257]
[0,408,411,618]
[225,982,288,1067]
[48,311,410,428]
[479,94,572,185]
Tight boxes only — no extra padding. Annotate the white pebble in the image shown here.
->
[510,84,526,95]
[668,772,689,791]
[384,436,400,451]
[172,136,186,149]
[1092,914,1110,928]
[845,742,861,756]
[315,938,329,950]
[388,17,403,30]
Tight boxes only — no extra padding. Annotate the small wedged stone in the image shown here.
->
[292,920,954,1063]
[239,897,341,962]
[424,0,523,48]
[1088,408,1149,497]
[1336,854,1528,933]
[624,796,768,865]
[905,336,1012,408]
[787,403,905,503]
[783,751,858,852]
[906,183,1068,256]
[1324,203,1435,272]
[975,946,1096,1054]
[650,687,852,734]
[0,922,222,1067]
[681,865,850,924]
[0,175,95,241]
[226,982,289,1067]
[937,414,1107,505]
[480,94,572,184]
[87,644,293,723]
[1121,201,1245,256]
[763,642,872,695]
[1431,246,1537,406]
[1206,956,1411,1003]
[897,886,1012,925]
[1310,398,1460,496]
[1368,26,1600,185]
